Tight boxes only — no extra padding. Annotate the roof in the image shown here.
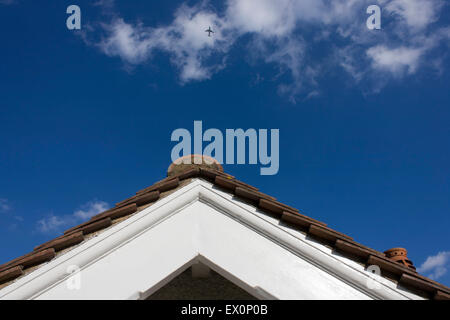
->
[0,165,449,300]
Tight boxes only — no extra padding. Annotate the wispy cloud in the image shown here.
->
[83,0,450,101]
[73,200,110,220]
[36,200,109,234]
[418,251,450,280]
[381,0,444,31]
[96,3,230,83]
[367,45,424,76]
[0,0,17,5]
[0,198,24,230]
[0,198,11,213]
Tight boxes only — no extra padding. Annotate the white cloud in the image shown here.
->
[36,215,69,234]
[418,251,450,280]
[0,198,11,213]
[74,200,110,220]
[79,200,109,218]
[367,45,424,75]
[337,46,366,82]
[87,0,450,100]
[37,200,109,234]
[248,35,313,101]
[99,19,155,64]
[97,3,229,83]
[382,0,444,30]
[226,0,297,36]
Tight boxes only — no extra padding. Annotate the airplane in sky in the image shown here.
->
[205,26,214,37]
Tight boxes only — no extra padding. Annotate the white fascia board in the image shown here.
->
[196,184,423,300]
[0,179,424,300]
[199,182,424,300]
[0,180,201,300]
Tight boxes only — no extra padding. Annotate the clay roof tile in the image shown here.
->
[0,161,448,299]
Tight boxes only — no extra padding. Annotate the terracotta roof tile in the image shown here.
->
[91,203,137,221]
[136,191,160,206]
[116,191,160,209]
[258,198,299,215]
[308,224,353,242]
[136,177,179,195]
[0,266,23,284]
[400,273,437,293]
[199,167,234,181]
[41,231,84,251]
[235,186,276,202]
[0,165,448,300]
[214,175,238,191]
[65,217,112,236]
[334,239,382,259]
[115,195,137,208]
[35,231,84,252]
[281,211,326,228]
[19,249,56,269]
[0,248,55,274]
[34,233,70,251]
[0,251,37,272]
[154,178,180,192]
[434,290,450,300]
[176,167,200,180]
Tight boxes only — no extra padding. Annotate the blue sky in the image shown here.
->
[0,0,449,286]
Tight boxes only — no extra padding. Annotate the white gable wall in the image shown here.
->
[0,179,425,300]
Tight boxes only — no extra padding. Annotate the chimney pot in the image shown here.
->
[384,247,416,270]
